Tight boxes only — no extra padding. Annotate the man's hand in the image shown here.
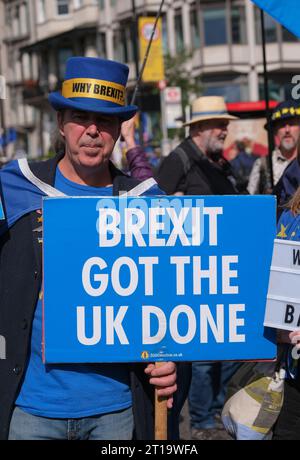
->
[277,329,300,344]
[144,362,177,409]
[290,330,300,349]
[121,115,137,151]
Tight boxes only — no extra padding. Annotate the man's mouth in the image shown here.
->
[82,144,102,150]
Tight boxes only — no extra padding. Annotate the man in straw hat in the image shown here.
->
[0,56,190,440]
[156,95,239,196]
[156,95,240,440]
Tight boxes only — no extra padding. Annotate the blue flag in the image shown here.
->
[252,0,300,38]
[0,160,45,230]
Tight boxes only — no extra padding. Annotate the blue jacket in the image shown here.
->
[273,158,300,211]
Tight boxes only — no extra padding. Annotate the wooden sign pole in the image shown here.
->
[154,362,168,440]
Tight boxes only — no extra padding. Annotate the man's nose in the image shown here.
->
[222,126,228,135]
[86,122,99,136]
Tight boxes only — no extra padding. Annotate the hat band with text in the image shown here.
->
[62,78,125,106]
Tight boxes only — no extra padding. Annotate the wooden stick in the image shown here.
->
[154,362,168,440]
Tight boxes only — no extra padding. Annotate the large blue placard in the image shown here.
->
[43,195,276,363]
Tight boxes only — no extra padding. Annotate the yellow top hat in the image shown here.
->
[183,96,238,127]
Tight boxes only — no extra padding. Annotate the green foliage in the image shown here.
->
[163,51,202,140]
[164,51,202,109]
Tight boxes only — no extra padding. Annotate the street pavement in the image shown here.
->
[179,400,232,441]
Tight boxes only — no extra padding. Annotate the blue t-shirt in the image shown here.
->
[16,167,132,418]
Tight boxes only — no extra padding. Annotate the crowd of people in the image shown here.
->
[1,55,300,441]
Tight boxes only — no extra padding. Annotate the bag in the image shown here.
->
[221,361,286,440]
[154,145,192,177]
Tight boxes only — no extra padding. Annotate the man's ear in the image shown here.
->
[57,111,65,137]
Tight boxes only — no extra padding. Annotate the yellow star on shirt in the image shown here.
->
[277,224,288,238]
[37,216,43,223]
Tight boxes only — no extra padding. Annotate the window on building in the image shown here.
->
[231,5,247,44]
[37,0,46,23]
[203,80,249,102]
[190,4,200,50]
[119,23,133,63]
[98,0,105,9]
[12,5,20,38]
[162,14,168,54]
[258,80,281,101]
[39,51,49,88]
[57,0,69,16]
[20,2,29,36]
[5,5,12,28]
[97,32,107,58]
[74,0,83,9]
[113,31,122,62]
[259,77,297,101]
[255,10,277,43]
[175,9,184,53]
[58,48,73,80]
[203,7,227,46]
[282,26,299,42]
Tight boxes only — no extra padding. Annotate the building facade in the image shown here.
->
[0,0,300,159]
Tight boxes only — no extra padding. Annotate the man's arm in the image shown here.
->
[121,116,153,181]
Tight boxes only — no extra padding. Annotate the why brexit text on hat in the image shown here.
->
[42,195,276,363]
[62,78,125,106]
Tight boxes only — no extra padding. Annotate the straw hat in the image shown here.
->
[183,96,237,127]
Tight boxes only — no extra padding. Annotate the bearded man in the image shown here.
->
[155,95,239,196]
[248,100,300,195]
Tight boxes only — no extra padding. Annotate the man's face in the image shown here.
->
[197,119,229,156]
[274,117,300,153]
[58,109,121,170]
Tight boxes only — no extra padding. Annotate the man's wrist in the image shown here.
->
[124,139,137,151]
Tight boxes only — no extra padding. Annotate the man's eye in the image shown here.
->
[73,113,86,120]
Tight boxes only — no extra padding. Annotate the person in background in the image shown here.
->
[272,185,300,439]
[155,96,239,196]
[248,100,300,196]
[156,95,240,440]
[230,137,259,192]
[120,115,154,181]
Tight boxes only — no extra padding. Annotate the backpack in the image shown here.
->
[155,145,193,177]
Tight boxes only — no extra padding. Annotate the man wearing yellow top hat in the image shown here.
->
[0,56,189,440]
[156,95,239,196]
[156,95,240,440]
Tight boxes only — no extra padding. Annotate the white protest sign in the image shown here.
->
[264,239,300,330]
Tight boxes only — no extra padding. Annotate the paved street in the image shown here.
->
[179,400,232,441]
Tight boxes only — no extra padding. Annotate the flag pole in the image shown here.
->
[260,9,275,189]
